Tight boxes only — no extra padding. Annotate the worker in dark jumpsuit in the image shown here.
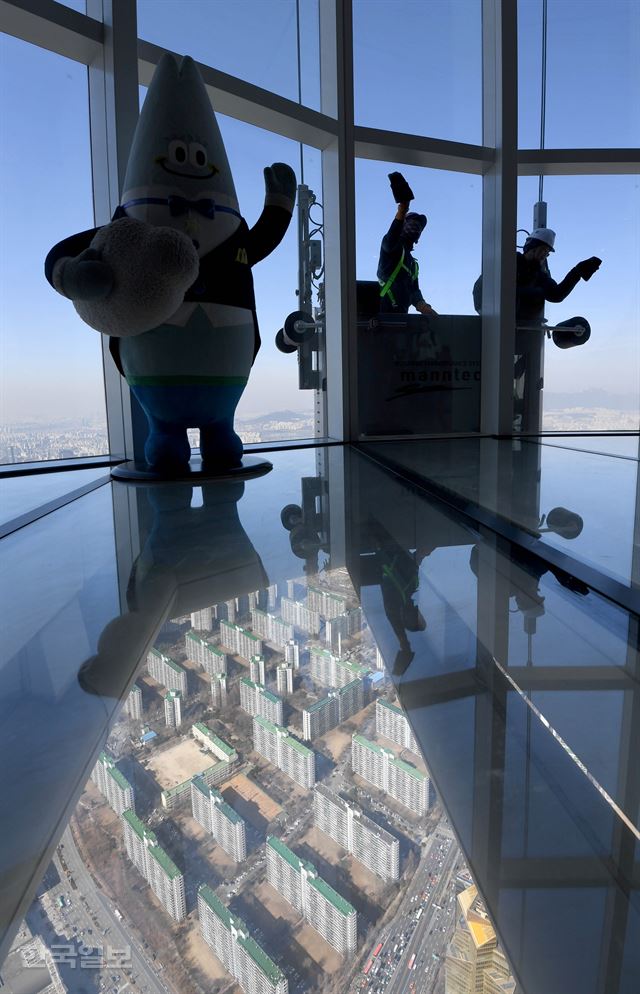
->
[378,200,438,316]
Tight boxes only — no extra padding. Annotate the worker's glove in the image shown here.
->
[264,162,297,212]
[575,256,602,281]
[389,171,414,204]
[52,247,114,301]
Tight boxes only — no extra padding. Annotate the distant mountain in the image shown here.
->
[544,390,639,412]
[237,409,312,426]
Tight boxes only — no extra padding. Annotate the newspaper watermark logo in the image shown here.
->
[22,943,132,970]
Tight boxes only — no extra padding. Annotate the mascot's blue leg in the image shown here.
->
[200,420,243,469]
[144,415,191,470]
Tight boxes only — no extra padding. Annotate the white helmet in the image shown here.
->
[528,227,556,251]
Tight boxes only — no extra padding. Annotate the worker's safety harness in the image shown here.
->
[378,248,419,308]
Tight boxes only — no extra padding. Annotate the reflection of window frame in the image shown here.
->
[1,0,638,461]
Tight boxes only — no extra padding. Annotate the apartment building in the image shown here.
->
[191,776,247,861]
[121,810,186,920]
[123,682,143,720]
[307,586,348,619]
[313,784,399,882]
[253,716,315,788]
[351,735,431,814]
[185,630,227,675]
[325,607,363,652]
[190,607,213,631]
[164,690,182,729]
[249,654,266,685]
[91,751,134,816]
[266,837,357,955]
[220,620,263,661]
[211,672,228,709]
[309,646,371,689]
[302,678,368,741]
[146,648,187,695]
[284,640,300,669]
[376,698,419,754]
[198,885,288,994]
[276,663,294,696]
[279,597,321,636]
[240,678,284,726]
[250,608,294,649]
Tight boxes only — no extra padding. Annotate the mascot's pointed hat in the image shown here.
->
[123,53,238,210]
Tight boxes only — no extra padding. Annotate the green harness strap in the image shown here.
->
[379,249,419,307]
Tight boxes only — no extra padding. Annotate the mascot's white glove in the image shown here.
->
[56,218,200,338]
[264,162,296,213]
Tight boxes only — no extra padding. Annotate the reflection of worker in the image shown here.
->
[473,227,601,320]
[378,201,438,317]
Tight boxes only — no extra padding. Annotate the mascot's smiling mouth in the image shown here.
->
[157,157,218,179]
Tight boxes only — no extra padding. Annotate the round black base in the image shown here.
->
[110,454,273,483]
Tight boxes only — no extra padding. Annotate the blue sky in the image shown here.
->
[0,0,638,428]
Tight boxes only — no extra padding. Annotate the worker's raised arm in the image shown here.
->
[380,201,409,254]
[246,163,296,267]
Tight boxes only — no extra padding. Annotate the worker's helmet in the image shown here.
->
[405,212,427,232]
[526,227,556,251]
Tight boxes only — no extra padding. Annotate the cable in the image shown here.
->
[295,0,304,186]
[538,0,548,204]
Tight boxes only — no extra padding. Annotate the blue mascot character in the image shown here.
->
[45,54,296,473]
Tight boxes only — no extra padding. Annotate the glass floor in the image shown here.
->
[1,441,638,994]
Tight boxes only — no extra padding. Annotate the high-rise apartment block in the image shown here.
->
[266,837,356,955]
[241,678,284,726]
[191,606,214,631]
[224,598,238,623]
[250,608,294,648]
[220,620,263,661]
[284,640,300,669]
[307,585,348,619]
[211,672,228,709]
[310,646,371,689]
[279,597,321,636]
[302,679,368,741]
[192,723,238,763]
[376,698,419,754]
[314,785,399,882]
[186,630,227,675]
[276,663,294,696]
[147,648,187,695]
[164,690,182,728]
[191,777,247,861]
[123,682,143,720]
[253,716,315,788]
[325,608,363,652]
[445,885,515,994]
[121,810,186,920]
[351,735,431,814]
[91,751,134,816]
[249,654,266,685]
[375,646,385,671]
[198,885,288,994]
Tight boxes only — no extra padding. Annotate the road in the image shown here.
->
[354,830,460,994]
[58,826,172,994]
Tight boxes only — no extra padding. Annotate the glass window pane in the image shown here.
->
[353,0,482,144]
[0,35,107,464]
[519,0,640,148]
[355,159,482,436]
[136,0,320,110]
[517,174,640,431]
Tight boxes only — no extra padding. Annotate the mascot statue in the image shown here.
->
[45,53,296,475]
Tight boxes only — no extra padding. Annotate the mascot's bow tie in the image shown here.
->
[121,196,241,220]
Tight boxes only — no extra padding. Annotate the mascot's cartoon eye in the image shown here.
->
[168,140,188,165]
[189,143,208,168]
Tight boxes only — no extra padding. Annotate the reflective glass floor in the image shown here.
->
[1,441,638,994]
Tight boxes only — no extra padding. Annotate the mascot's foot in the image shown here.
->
[111,454,272,483]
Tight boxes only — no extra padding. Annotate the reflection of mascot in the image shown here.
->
[79,480,268,699]
[45,54,296,472]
